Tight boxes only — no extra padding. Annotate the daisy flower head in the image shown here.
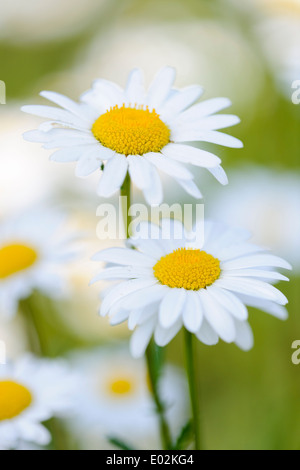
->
[68,347,188,449]
[0,207,78,320]
[91,219,292,358]
[22,67,243,206]
[0,354,78,450]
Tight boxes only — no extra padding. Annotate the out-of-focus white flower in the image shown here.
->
[0,207,79,320]
[0,318,28,360]
[23,67,242,205]
[54,20,264,116]
[69,347,188,450]
[0,0,110,43]
[0,354,78,450]
[92,220,291,358]
[208,166,300,272]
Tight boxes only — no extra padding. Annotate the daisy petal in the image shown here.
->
[125,68,145,104]
[237,294,289,320]
[97,154,128,197]
[182,291,203,333]
[146,66,176,110]
[221,254,292,271]
[234,320,254,351]
[145,153,194,180]
[196,319,219,345]
[199,289,236,343]
[207,165,228,185]
[160,85,203,120]
[176,178,203,199]
[130,317,156,358]
[215,278,288,305]
[162,143,221,168]
[206,286,248,321]
[159,288,186,328]
[154,319,182,347]
[92,247,155,267]
[175,97,232,122]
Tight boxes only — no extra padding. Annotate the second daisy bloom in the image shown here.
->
[22,67,242,205]
[91,220,291,357]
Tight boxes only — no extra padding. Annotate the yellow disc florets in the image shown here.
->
[0,380,32,421]
[92,104,170,156]
[0,243,38,279]
[153,248,221,290]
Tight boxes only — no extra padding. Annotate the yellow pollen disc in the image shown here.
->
[108,377,135,396]
[0,380,32,421]
[0,243,38,279]
[154,248,221,290]
[92,104,171,156]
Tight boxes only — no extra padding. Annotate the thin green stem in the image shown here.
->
[146,342,173,450]
[184,329,202,450]
[120,172,172,450]
[120,171,132,239]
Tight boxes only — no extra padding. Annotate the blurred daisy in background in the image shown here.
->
[92,219,291,357]
[22,66,242,205]
[53,18,265,118]
[68,347,188,450]
[0,207,79,320]
[207,166,300,273]
[0,354,78,450]
[0,0,111,43]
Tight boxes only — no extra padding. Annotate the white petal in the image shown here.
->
[146,66,176,110]
[162,143,221,168]
[120,284,166,310]
[40,91,93,121]
[199,289,236,343]
[221,254,292,271]
[173,129,243,148]
[100,279,157,317]
[21,105,89,129]
[160,85,203,120]
[175,97,232,122]
[206,286,248,321]
[142,165,163,206]
[182,291,203,333]
[192,114,240,131]
[154,319,182,347]
[75,154,101,177]
[234,320,254,351]
[109,309,130,325]
[125,68,145,104]
[90,266,152,283]
[215,278,288,305]
[80,79,124,110]
[128,155,153,190]
[97,154,128,197]
[222,269,289,282]
[145,153,193,180]
[49,146,83,162]
[92,247,155,267]
[236,294,288,320]
[130,317,156,358]
[176,178,203,199]
[207,165,228,185]
[196,319,219,345]
[159,288,186,328]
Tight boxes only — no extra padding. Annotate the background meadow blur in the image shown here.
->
[0,0,299,450]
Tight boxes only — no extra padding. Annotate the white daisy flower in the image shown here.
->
[91,220,291,358]
[0,354,78,450]
[22,67,242,205]
[68,347,188,450]
[0,208,78,320]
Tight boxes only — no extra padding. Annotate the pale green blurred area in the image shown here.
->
[0,0,299,450]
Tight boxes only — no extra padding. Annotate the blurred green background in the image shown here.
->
[0,0,299,450]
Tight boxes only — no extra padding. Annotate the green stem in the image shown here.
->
[120,172,172,450]
[184,329,202,450]
[146,342,173,450]
[19,294,48,356]
[120,171,132,239]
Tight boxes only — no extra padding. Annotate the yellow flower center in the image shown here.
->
[92,105,170,156]
[107,376,136,396]
[0,380,32,421]
[154,248,221,290]
[0,243,38,279]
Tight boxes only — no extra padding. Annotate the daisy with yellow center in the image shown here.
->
[92,219,291,358]
[0,208,78,320]
[22,67,242,205]
[68,348,188,449]
[0,355,78,450]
